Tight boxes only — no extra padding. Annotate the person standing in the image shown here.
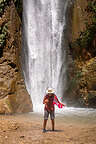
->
[43,88,65,133]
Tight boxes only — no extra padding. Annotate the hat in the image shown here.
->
[46,88,55,94]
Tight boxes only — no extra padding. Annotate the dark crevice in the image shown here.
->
[0,22,8,58]
[0,48,3,58]
[8,62,16,68]
[15,69,19,72]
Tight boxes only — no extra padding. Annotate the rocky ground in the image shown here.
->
[0,113,96,144]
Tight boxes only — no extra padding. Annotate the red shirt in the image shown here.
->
[43,94,60,111]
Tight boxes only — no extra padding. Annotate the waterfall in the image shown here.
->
[22,0,71,112]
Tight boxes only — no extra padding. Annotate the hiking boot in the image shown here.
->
[52,129,54,131]
[42,129,46,133]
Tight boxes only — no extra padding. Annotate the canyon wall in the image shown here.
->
[0,0,32,113]
[70,0,96,107]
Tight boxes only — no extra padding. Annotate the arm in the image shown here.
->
[54,95,61,104]
[43,96,49,104]
[54,95,66,106]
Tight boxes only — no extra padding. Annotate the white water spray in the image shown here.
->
[22,0,70,112]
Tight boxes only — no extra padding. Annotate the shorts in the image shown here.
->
[44,110,55,120]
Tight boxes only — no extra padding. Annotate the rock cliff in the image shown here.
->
[69,0,96,107]
[0,0,32,113]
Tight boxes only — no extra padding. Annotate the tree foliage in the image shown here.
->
[70,0,96,59]
[0,0,10,17]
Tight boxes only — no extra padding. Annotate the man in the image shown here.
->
[43,88,65,133]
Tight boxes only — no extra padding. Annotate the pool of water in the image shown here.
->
[56,107,96,125]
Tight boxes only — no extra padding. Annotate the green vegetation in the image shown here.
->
[0,0,10,17]
[69,0,96,107]
[0,0,22,18]
[0,23,8,57]
[70,0,96,59]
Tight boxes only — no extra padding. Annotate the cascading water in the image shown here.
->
[22,0,71,112]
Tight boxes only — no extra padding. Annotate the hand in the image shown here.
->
[45,99,49,104]
[62,103,66,106]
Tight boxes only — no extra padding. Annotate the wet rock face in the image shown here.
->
[0,1,32,113]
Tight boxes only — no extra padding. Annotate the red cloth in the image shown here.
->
[43,94,64,111]
[53,95,64,108]
[43,94,54,111]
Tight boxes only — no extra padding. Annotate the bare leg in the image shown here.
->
[51,119,55,131]
[43,119,47,130]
